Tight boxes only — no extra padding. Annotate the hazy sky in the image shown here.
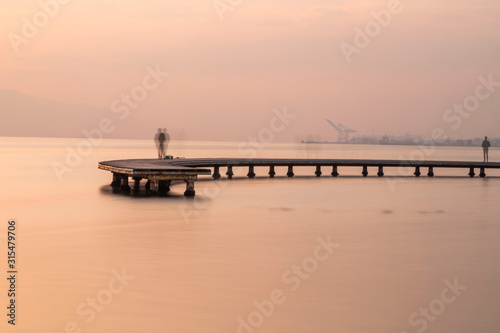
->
[1,0,500,141]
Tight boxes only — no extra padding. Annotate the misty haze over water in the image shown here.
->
[1,137,499,332]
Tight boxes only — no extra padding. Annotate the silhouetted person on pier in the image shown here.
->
[155,128,166,159]
[163,128,170,157]
[154,129,160,155]
[482,136,491,162]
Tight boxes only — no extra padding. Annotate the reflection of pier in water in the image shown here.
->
[99,158,500,197]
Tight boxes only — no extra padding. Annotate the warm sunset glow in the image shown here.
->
[1,2,500,332]
[1,0,499,141]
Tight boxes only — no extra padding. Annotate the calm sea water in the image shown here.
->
[1,137,499,333]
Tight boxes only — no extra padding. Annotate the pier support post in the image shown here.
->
[145,180,151,196]
[149,180,159,195]
[287,166,294,178]
[268,166,276,178]
[468,168,475,178]
[120,175,131,193]
[362,166,368,177]
[212,166,221,180]
[414,166,421,177]
[331,166,339,177]
[111,173,121,188]
[315,166,322,177]
[377,166,384,177]
[479,167,486,178]
[247,166,256,178]
[184,180,196,197]
[226,166,234,179]
[158,180,171,196]
[133,177,142,194]
[427,167,434,177]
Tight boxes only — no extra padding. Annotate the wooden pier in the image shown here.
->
[99,158,500,197]
[98,159,211,196]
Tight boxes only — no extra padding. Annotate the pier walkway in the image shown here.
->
[99,158,500,196]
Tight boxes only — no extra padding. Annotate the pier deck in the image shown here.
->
[99,158,500,196]
[98,159,211,196]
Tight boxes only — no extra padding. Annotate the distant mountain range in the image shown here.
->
[0,89,109,138]
[0,89,158,139]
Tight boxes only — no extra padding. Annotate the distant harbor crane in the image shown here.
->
[325,119,357,143]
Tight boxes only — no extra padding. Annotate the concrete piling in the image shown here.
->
[120,175,131,193]
[226,166,234,179]
[331,166,339,177]
[158,180,170,196]
[377,166,384,177]
[213,166,221,180]
[480,167,486,178]
[468,168,475,178]
[111,173,121,188]
[315,166,322,177]
[247,165,256,178]
[268,166,276,178]
[414,166,421,177]
[184,180,195,197]
[133,177,142,193]
[362,166,368,177]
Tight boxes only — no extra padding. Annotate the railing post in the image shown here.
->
[331,166,339,177]
[247,165,256,178]
[226,166,234,179]
[315,166,322,177]
[287,165,294,178]
[377,166,384,177]
[268,166,276,178]
[427,167,434,177]
[362,166,368,177]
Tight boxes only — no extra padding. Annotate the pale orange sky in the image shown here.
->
[1,0,499,141]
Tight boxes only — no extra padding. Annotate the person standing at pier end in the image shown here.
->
[482,136,491,162]
[163,128,170,157]
[155,128,166,159]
